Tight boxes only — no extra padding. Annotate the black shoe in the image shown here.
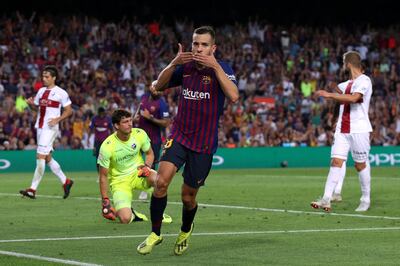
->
[63,179,74,199]
[19,188,36,199]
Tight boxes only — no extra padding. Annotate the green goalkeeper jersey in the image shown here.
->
[98,128,151,186]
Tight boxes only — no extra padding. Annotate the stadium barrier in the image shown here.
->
[1,146,399,172]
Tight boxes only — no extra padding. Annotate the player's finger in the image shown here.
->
[178,43,183,53]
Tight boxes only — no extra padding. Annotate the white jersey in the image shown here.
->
[336,74,373,134]
[34,86,72,130]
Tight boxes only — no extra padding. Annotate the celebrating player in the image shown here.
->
[137,26,239,255]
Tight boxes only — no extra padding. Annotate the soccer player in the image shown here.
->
[137,26,239,255]
[134,83,171,200]
[311,51,373,212]
[19,65,74,199]
[98,109,172,224]
[90,107,113,172]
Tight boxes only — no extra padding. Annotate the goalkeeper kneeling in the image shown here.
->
[98,109,172,225]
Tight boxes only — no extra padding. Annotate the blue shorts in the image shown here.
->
[160,139,213,189]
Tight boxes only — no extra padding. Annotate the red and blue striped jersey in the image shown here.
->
[168,61,237,154]
[138,93,169,145]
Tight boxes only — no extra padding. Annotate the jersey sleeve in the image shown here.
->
[167,65,184,88]
[219,61,238,86]
[97,140,112,168]
[159,98,170,118]
[353,78,370,95]
[61,90,72,107]
[135,128,151,152]
[337,82,347,93]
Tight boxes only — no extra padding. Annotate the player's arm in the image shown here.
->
[48,104,73,126]
[144,146,155,168]
[140,109,170,128]
[99,166,110,199]
[154,43,192,91]
[99,165,116,221]
[316,90,362,104]
[193,54,239,102]
[213,64,239,103]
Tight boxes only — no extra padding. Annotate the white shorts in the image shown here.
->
[36,128,58,155]
[331,132,370,162]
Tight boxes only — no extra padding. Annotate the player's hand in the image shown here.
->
[137,165,151,177]
[171,43,193,66]
[315,90,330,98]
[48,118,59,127]
[101,197,116,221]
[26,97,34,105]
[140,109,151,120]
[193,52,218,69]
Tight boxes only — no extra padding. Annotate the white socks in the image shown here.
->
[31,159,46,190]
[48,158,67,184]
[334,163,346,194]
[322,166,342,202]
[358,161,371,203]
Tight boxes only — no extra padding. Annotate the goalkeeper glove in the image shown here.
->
[101,197,116,221]
[137,164,151,177]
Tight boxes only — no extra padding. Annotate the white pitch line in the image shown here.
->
[0,250,102,266]
[0,227,399,244]
[1,192,400,220]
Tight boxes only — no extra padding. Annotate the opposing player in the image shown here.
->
[20,65,74,199]
[98,109,172,224]
[311,51,372,212]
[137,26,239,255]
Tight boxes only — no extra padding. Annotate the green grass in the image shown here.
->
[1,167,399,265]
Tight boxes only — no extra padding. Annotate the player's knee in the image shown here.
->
[354,162,366,172]
[155,177,169,193]
[181,196,196,209]
[331,158,344,168]
[118,214,131,224]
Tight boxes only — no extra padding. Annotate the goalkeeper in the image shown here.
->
[98,109,172,224]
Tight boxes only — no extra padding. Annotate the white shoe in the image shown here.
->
[138,191,148,200]
[331,193,342,202]
[355,201,370,212]
[311,198,331,212]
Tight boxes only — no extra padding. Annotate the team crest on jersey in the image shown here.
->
[131,143,137,150]
[150,105,156,112]
[202,75,211,84]
[164,139,173,149]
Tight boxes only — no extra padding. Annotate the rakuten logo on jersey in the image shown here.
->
[182,88,210,101]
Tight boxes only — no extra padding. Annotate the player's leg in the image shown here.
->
[136,161,176,254]
[20,129,47,199]
[311,133,349,211]
[112,188,148,224]
[332,162,346,202]
[174,150,212,255]
[43,129,73,198]
[137,139,184,255]
[351,133,371,212]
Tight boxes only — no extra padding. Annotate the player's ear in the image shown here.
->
[212,44,217,54]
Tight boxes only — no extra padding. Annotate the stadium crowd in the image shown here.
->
[1,12,400,151]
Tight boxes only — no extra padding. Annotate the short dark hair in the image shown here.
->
[194,26,215,43]
[98,107,106,114]
[43,65,58,79]
[111,109,132,125]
